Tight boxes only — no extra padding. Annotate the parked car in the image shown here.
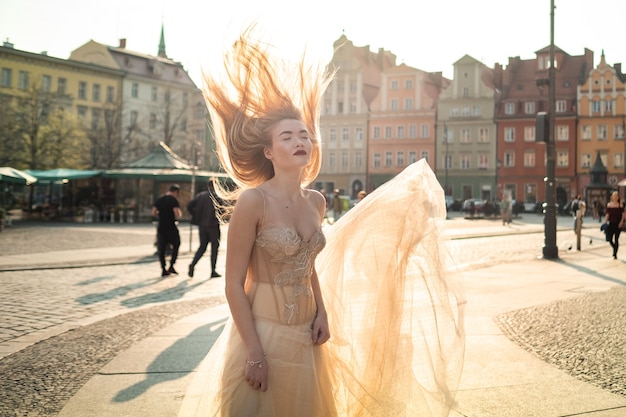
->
[461,198,485,213]
[445,195,454,210]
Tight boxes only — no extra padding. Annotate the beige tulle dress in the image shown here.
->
[194,159,465,417]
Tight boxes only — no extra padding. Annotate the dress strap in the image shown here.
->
[252,188,267,229]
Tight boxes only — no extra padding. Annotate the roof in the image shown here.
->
[122,142,193,169]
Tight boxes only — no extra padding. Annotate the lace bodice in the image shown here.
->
[254,225,325,324]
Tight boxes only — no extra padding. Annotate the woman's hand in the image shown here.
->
[312,311,330,345]
[244,355,269,392]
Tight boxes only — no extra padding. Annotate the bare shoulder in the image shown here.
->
[305,189,326,214]
[235,188,264,213]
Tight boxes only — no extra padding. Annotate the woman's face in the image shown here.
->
[265,119,312,168]
[611,192,619,202]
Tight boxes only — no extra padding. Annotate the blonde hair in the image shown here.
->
[202,27,333,207]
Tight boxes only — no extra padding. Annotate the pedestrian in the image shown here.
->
[187,180,222,278]
[331,188,342,220]
[356,190,367,203]
[500,194,512,225]
[604,191,625,259]
[195,27,463,416]
[151,184,182,276]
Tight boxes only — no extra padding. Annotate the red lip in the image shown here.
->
[294,150,307,155]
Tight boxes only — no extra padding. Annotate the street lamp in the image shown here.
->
[542,0,558,259]
[443,122,449,194]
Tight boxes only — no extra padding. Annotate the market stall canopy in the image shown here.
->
[0,167,38,184]
[103,141,228,181]
[122,141,193,169]
[618,178,626,187]
[25,168,102,183]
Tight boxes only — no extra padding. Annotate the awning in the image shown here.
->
[0,167,38,185]
[102,168,229,182]
[25,168,102,183]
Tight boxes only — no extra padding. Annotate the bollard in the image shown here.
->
[575,202,586,251]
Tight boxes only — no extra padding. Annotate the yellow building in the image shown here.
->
[0,40,124,168]
[577,52,626,197]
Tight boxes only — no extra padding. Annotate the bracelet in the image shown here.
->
[246,352,266,368]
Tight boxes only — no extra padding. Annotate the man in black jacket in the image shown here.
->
[152,184,182,277]
[187,181,222,278]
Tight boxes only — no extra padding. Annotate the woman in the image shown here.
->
[194,28,464,417]
[605,191,625,259]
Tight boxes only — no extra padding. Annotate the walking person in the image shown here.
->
[604,191,625,259]
[187,181,222,278]
[193,27,464,417]
[152,184,182,276]
[331,188,343,221]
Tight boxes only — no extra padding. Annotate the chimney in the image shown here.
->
[119,38,126,48]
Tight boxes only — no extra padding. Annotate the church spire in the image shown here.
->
[158,22,167,58]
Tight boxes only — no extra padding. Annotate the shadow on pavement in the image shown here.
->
[112,318,227,402]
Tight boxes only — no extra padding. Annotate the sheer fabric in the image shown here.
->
[191,159,465,416]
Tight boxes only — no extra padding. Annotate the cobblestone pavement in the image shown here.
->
[0,217,623,416]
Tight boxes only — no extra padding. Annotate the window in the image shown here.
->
[405,80,413,89]
[372,126,380,139]
[355,151,362,168]
[409,151,417,164]
[91,108,101,130]
[404,98,413,110]
[604,100,613,112]
[472,105,480,116]
[18,71,29,90]
[581,125,591,140]
[149,113,157,129]
[524,126,535,142]
[342,128,349,142]
[391,80,398,90]
[524,150,535,167]
[597,125,607,140]
[397,125,405,139]
[557,150,569,167]
[329,152,336,168]
[450,107,459,117]
[614,153,624,168]
[444,129,454,143]
[397,151,404,166]
[105,109,113,126]
[504,127,515,142]
[615,124,625,140]
[479,127,489,143]
[460,154,470,169]
[421,151,429,162]
[1,68,12,87]
[463,87,469,97]
[355,127,363,142]
[444,154,452,170]
[461,107,470,116]
[556,125,569,141]
[421,124,429,138]
[106,86,114,103]
[77,105,87,121]
[92,84,101,101]
[504,103,515,115]
[41,75,51,92]
[581,153,591,168]
[460,128,471,143]
[592,100,601,113]
[373,153,381,168]
[504,151,515,167]
[131,83,139,98]
[478,154,488,169]
[384,126,392,139]
[329,128,337,142]
[385,152,392,167]
[341,151,348,167]
[525,101,535,114]
[555,100,566,112]
[390,99,398,110]
[350,102,356,113]
[409,125,416,139]
[130,110,138,126]
[151,86,157,101]
[78,81,87,99]
[337,102,343,113]
[57,77,67,95]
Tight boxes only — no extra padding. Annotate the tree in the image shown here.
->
[0,85,88,170]
[86,101,123,169]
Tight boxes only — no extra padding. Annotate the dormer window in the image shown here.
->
[538,54,557,70]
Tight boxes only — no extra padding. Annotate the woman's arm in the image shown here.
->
[310,189,330,345]
[224,189,269,390]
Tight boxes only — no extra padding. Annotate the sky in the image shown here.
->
[1,0,625,87]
